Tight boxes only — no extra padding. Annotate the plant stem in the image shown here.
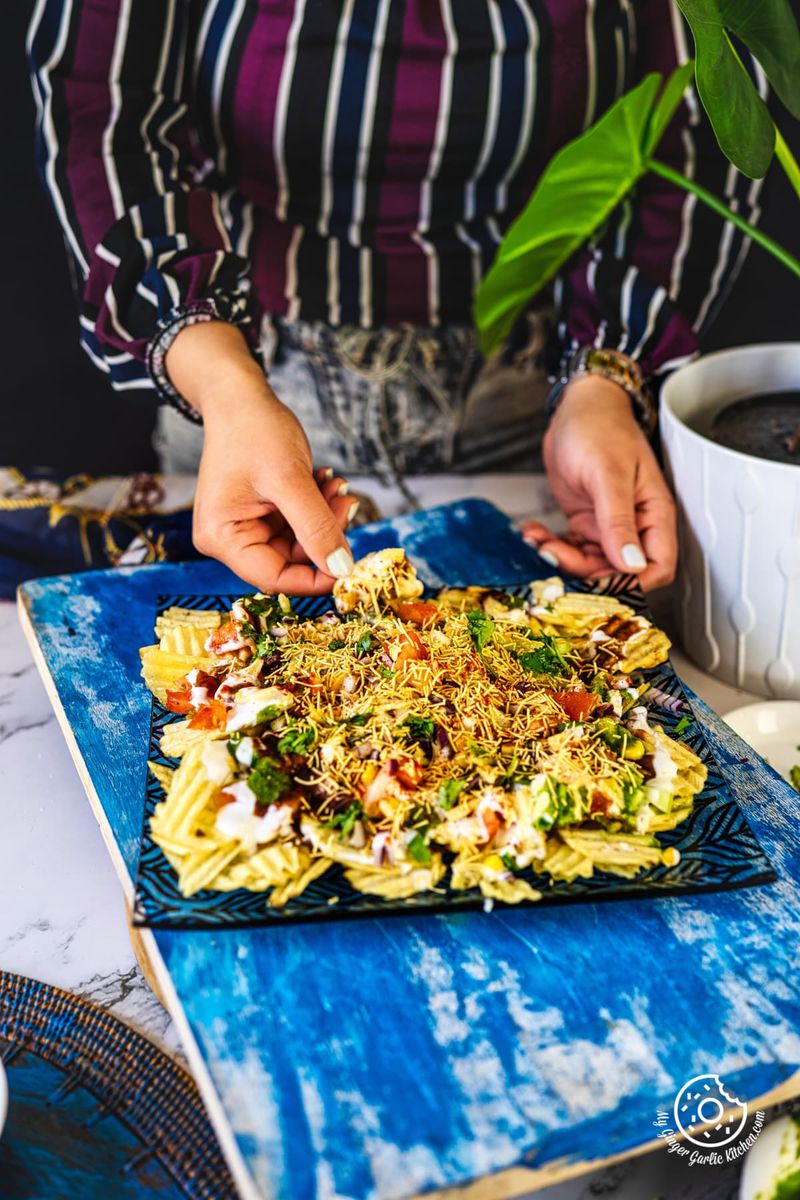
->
[649,157,800,282]
[775,127,800,201]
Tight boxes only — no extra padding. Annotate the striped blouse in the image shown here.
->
[28,1,764,400]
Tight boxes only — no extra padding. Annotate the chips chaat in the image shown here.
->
[140,548,706,908]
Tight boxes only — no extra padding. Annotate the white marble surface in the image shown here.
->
[0,473,764,1199]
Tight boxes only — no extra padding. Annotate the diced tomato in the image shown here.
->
[392,629,429,665]
[482,809,502,842]
[395,601,440,626]
[206,618,246,654]
[188,700,228,730]
[165,681,192,714]
[550,690,598,722]
[396,759,425,789]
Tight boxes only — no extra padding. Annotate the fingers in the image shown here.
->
[230,526,340,595]
[314,466,349,504]
[314,466,359,529]
[636,492,678,590]
[271,465,354,580]
[519,521,611,577]
[591,465,649,577]
[591,458,676,590]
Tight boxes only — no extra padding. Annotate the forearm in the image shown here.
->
[165,321,274,420]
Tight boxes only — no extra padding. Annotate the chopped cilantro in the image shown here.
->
[518,633,569,677]
[255,634,277,659]
[790,765,800,794]
[438,780,464,810]
[355,632,376,657]
[406,832,432,864]
[255,704,284,725]
[325,800,363,838]
[226,732,242,757]
[466,609,495,653]
[378,666,394,679]
[247,756,290,808]
[468,741,490,758]
[327,638,346,651]
[277,722,316,756]
[674,715,693,735]
[404,715,435,741]
[239,621,258,640]
[501,852,520,873]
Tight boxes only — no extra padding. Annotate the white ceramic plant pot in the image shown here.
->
[660,344,800,697]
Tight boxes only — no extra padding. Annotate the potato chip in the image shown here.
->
[140,645,214,702]
[158,622,217,657]
[450,852,542,903]
[179,843,241,896]
[269,857,331,907]
[345,858,445,897]
[147,760,175,794]
[618,627,671,671]
[160,718,223,758]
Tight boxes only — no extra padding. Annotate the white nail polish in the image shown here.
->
[539,549,559,568]
[327,548,355,578]
[337,481,350,496]
[621,543,647,570]
[346,499,360,527]
[321,467,334,480]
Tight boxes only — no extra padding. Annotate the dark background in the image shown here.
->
[4,1,800,474]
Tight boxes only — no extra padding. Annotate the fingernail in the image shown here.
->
[321,467,334,480]
[327,548,355,578]
[539,549,559,568]
[621,543,647,570]
[346,499,360,527]
[337,481,350,496]
[522,532,540,547]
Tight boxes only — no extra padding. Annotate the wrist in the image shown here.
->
[550,375,635,426]
[166,320,267,417]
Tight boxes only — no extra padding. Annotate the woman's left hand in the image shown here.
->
[521,375,678,591]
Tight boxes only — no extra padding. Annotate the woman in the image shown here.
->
[27,1,761,594]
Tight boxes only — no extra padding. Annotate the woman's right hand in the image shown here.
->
[166,320,357,593]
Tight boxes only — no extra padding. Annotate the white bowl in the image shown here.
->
[0,1057,7,1140]
[660,344,800,698]
[723,700,800,784]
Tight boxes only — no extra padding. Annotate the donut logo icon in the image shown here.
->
[673,1075,748,1148]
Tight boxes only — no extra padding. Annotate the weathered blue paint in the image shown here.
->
[19,500,800,1200]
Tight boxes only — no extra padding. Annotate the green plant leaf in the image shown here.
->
[675,0,800,177]
[474,73,663,358]
[717,0,800,118]
[644,60,696,156]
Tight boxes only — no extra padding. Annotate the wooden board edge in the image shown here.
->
[135,927,264,1200]
[17,590,264,1200]
[17,590,135,903]
[413,1071,800,1200]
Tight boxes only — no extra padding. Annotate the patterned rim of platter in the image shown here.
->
[0,971,237,1199]
[133,577,777,929]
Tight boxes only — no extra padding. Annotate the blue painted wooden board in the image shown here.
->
[18,499,800,1200]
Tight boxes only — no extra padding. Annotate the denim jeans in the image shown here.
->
[155,316,550,493]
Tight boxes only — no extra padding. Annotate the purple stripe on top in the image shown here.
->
[375,0,447,325]
[231,0,296,319]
